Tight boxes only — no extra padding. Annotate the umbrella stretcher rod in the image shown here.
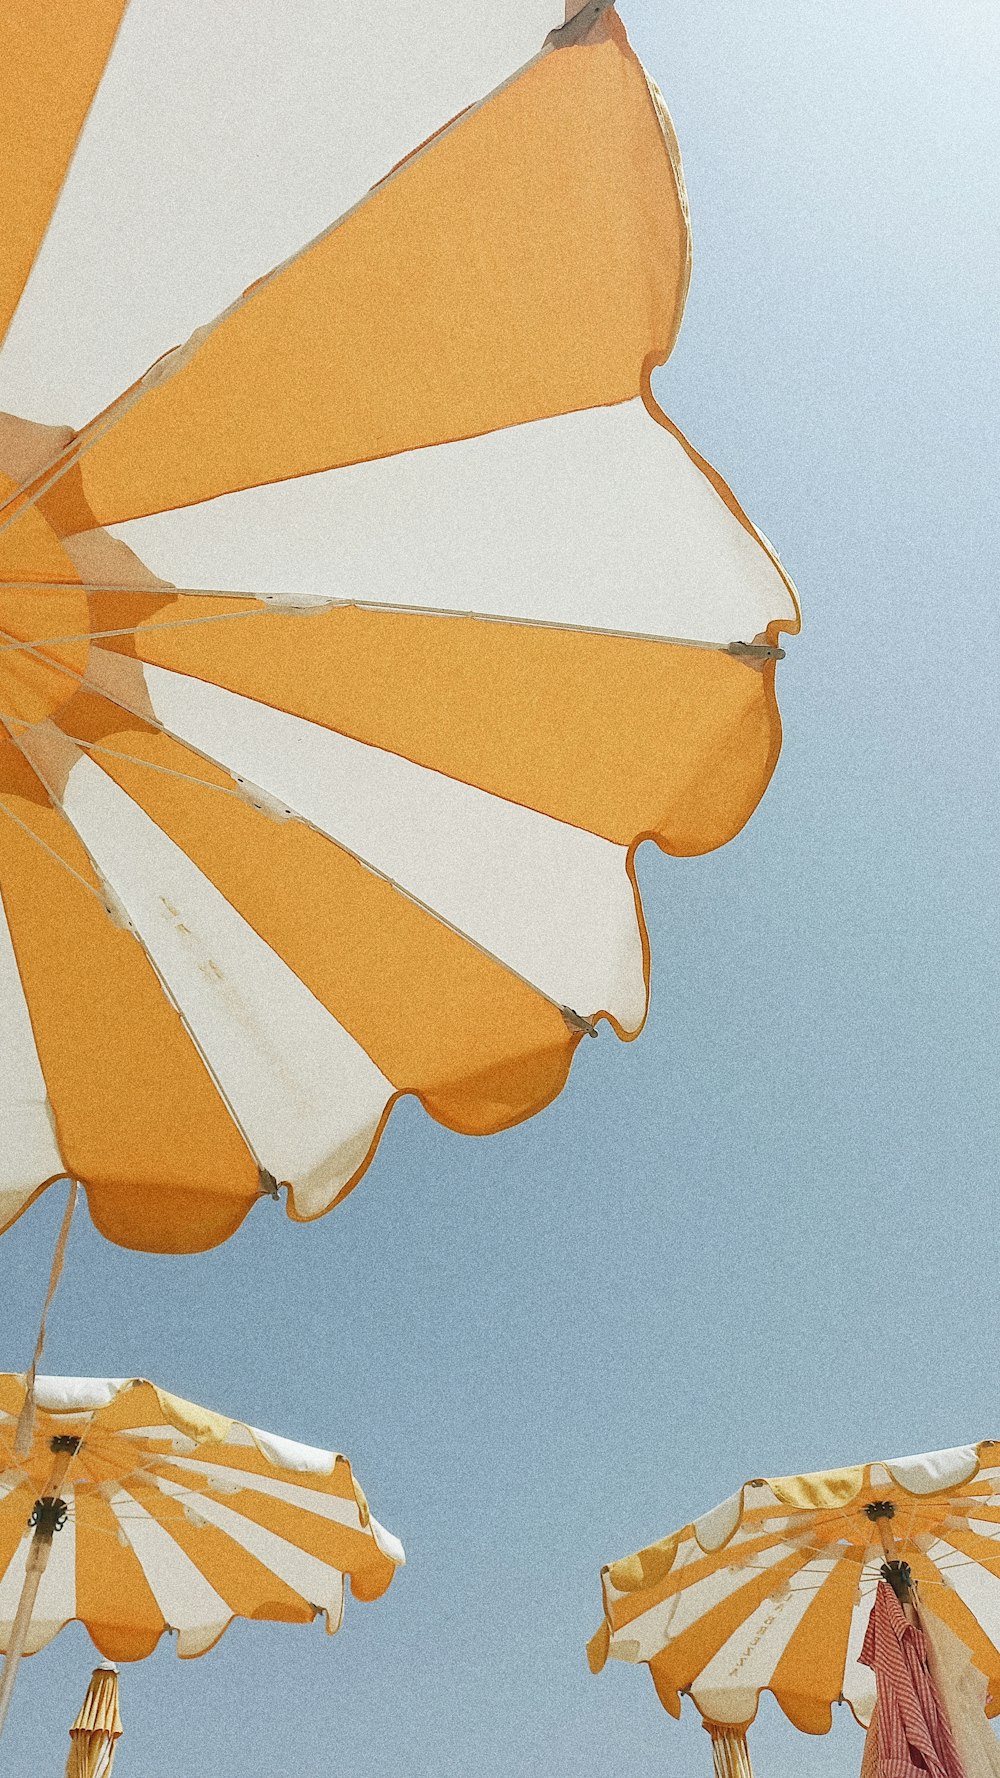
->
[0,1437,79,1743]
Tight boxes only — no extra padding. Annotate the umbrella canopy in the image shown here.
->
[0,0,798,1254]
[66,1661,122,1778]
[588,1442,1000,1737]
[0,1373,403,1665]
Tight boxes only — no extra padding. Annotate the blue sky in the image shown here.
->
[1,0,998,1772]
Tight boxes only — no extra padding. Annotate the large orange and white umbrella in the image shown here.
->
[589,1443,1000,1773]
[0,0,799,1254]
[0,1374,404,1742]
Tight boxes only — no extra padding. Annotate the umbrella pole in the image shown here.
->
[867,1503,917,1620]
[704,1720,755,1778]
[14,1181,78,1458]
[0,1443,78,1744]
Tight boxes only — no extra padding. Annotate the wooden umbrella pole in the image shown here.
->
[0,1442,78,1744]
[14,1182,78,1460]
[875,1517,897,1562]
[868,1504,917,1622]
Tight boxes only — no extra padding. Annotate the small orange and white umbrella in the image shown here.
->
[0,1375,404,1744]
[589,1442,1000,1773]
[65,1661,122,1778]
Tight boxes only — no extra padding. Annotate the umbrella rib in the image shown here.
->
[0,585,782,659]
[0,714,248,802]
[0,583,256,599]
[55,735,243,799]
[0,606,276,654]
[0,793,108,908]
[0,590,779,661]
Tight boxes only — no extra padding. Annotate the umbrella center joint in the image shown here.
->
[864,1500,896,1521]
[50,1435,82,1455]
[28,1496,68,1540]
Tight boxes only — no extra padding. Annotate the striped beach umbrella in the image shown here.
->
[0,0,798,1254]
[588,1443,1000,1772]
[0,1374,403,1742]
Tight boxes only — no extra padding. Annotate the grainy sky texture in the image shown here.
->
[1,1,998,1773]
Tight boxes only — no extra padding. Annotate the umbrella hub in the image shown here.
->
[50,1435,82,1455]
[28,1496,68,1541]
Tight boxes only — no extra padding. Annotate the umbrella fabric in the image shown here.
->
[921,1604,1000,1778]
[0,1375,403,1660]
[859,1581,965,1778]
[0,0,798,1255]
[66,1662,122,1778]
[0,2,129,344]
[589,1442,1000,1737]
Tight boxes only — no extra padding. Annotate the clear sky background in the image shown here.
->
[1,0,998,1773]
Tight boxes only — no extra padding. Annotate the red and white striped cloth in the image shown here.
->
[860,1581,966,1778]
